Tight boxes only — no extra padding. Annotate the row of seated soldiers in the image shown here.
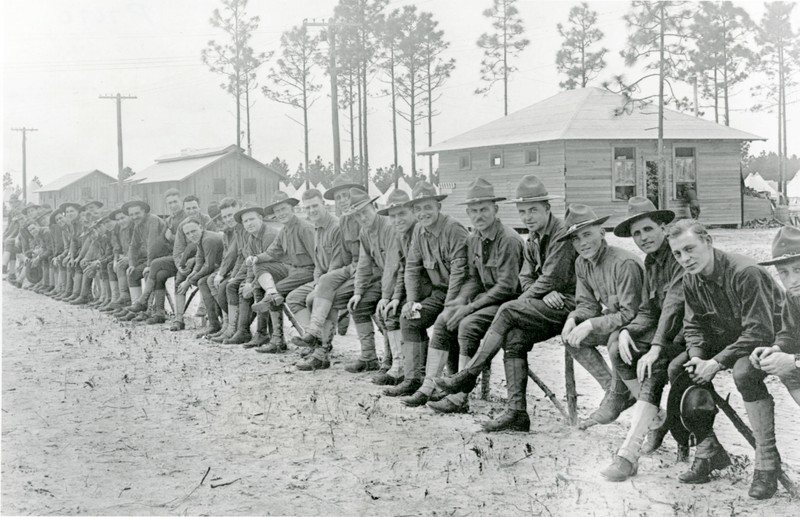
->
[5,175,800,501]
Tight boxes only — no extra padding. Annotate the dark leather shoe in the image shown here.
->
[196,325,222,339]
[296,356,330,371]
[641,427,668,455]
[400,391,429,407]
[242,333,270,349]
[482,409,530,433]
[588,391,636,425]
[372,372,403,386]
[429,388,448,402]
[678,449,731,484]
[70,297,90,305]
[128,301,148,313]
[146,313,168,325]
[119,311,138,322]
[344,358,380,373]
[291,333,321,349]
[434,370,478,395]
[299,346,314,358]
[169,320,185,331]
[384,379,422,397]
[601,456,638,482]
[255,342,287,354]
[223,331,252,345]
[133,312,151,322]
[748,469,779,499]
[427,397,468,414]
[677,445,690,463]
[212,330,234,343]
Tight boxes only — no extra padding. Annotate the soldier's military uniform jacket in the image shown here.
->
[405,213,469,304]
[244,223,281,283]
[384,223,417,301]
[568,241,644,336]
[775,293,800,354]
[187,231,225,285]
[519,213,578,302]
[683,249,783,368]
[312,211,344,281]
[128,213,167,267]
[217,224,247,280]
[354,215,393,297]
[254,214,315,269]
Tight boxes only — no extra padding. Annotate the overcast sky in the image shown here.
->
[2,0,799,189]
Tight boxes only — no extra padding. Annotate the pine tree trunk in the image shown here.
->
[390,47,398,171]
[362,59,370,186]
[348,69,355,166]
[410,72,417,177]
[657,5,666,210]
[427,51,433,178]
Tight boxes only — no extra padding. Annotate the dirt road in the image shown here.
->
[2,228,798,516]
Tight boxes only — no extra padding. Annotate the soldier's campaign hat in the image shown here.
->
[21,203,39,215]
[680,385,719,445]
[506,175,561,203]
[404,181,447,207]
[25,263,43,285]
[323,175,366,200]
[48,210,64,226]
[82,200,104,210]
[121,199,151,215]
[377,189,412,216]
[457,177,506,205]
[234,203,265,224]
[613,196,675,238]
[556,204,610,242]
[263,191,299,215]
[58,202,83,213]
[344,188,380,215]
[107,208,125,221]
[759,225,800,266]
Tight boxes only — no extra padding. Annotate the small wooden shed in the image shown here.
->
[420,87,763,228]
[128,145,285,215]
[34,169,116,209]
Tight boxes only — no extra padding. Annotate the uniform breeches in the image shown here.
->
[495,297,572,359]
[127,261,146,284]
[150,256,178,289]
[313,267,353,303]
[428,305,499,356]
[400,287,445,343]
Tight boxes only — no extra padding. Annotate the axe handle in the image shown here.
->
[528,368,570,421]
[282,304,304,335]
[480,366,491,400]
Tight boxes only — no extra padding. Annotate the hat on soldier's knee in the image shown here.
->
[759,225,800,266]
[323,174,366,201]
[680,384,719,445]
[613,196,675,238]
[25,263,43,284]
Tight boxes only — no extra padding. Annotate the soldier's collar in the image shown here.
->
[478,218,502,241]
[423,213,447,237]
[646,239,672,266]
[587,239,609,265]
[698,249,726,286]
[315,210,334,229]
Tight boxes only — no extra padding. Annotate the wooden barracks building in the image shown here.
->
[421,87,762,228]
[35,169,117,209]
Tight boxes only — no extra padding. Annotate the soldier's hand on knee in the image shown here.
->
[542,291,565,310]
[376,298,389,317]
[347,294,361,312]
[637,346,661,382]
[214,274,223,289]
[749,346,774,369]
[618,329,640,365]
[760,351,796,377]
[385,299,400,318]
[561,318,576,344]
[401,302,415,320]
[446,304,472,332]
[683,357,720,384]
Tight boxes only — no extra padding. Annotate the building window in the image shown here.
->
[674,147,697,199]
[524,147,540,165]
[81,186,92,200]
[458,153,471,171]
[212,178,227,195]
[489,151,503,168]
[243,178,257,192]
[612,146,636,201]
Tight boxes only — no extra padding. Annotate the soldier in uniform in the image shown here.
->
[386,182,468,403]
[103,209,134,312]
[249,192,315,352]
[203,197,244,340]
[668,219,783,498]
[751,225,800,406]
[178,217,225,337]
[598,197,685,481]
[421,178,524,414]
[436,176,576,431]
[54,202,84,301]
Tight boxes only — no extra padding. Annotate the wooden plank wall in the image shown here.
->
[437,141,567,229]
[38,172,116,209]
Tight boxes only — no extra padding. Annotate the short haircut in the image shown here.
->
[164,188,181,199]
[219,197,239,210]
[302,189,324,202]
[667,219,710,241]
[181,216,204,228]
[183,194,200,205]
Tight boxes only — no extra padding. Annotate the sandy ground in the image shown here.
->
[2,228,799,516]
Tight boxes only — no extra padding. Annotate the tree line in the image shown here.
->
[200,0,799,194]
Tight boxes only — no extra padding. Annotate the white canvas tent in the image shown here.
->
[787,170,800,205]
[744,172,779,199]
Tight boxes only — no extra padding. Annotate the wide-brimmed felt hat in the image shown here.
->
[323,175,366,200]
[234,204,265,224]
[107,208,125,221]
[556,204,610,242]
[58,202,83,213]
[263,191,299,215]
[377,189,412,216]
[344,188,380,215]
[82,200,104,210]
[49,210,65,226]
[456,177,506,205]
[21,204,39,215]
[680,385,718,445]
[613,196,675,238]
[404,181,447,206]
[121,199,151,215]
[506,175,561,204]
[759,225,800,266]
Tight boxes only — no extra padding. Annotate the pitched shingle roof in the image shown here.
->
[35,170,114,192]
[420,87,764,155]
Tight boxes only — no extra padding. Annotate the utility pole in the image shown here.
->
[11,127,38,203]
[99,93,137,201]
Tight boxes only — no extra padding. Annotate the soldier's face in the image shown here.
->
[303,196,325,223]
[353,204,377,228]
[630,217,666,255]
[86,204,100,218]
[466,201,497,233]
[128,206,144,223]
[517,202,549,234]
[184,201,200,217]
[220,207,237,228]
[241,211,263,234]
[272,203,293,224]
[183,222,202,244]
[115,213,130,228]
[27,224,39,236]
[669,231,714,276]
[413,200,440,228]
[570,225,604,260]
[334,190,351,211]
[775,259,800,296]
[65,207,78,222]
[388,207,415,234]
[166,195,182,214]
[55,213,66,227]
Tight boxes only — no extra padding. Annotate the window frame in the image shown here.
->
[458,153,471,171]
[212,178,227,196]
[489,150,504,169]
[611,145,637,202]
[242,177,258,193]
[80,186,92,200]
[524,146,540,166]
[672,145,698,200]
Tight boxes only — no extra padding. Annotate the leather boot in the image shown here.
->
[385,339,423,396]
[744,398,781,499]
[567,345,612,391]
[401,348,448,407]
[600,456,638,482]
[146,290,168,324]
[298,320,335,370]
[679,436,731,484]
[429,355,472,414]
[641,425,668,455]
[435,329,504,394]
[337,310,350,335]
[213,304,239,343]
[243,313,270,348]
[346,321,380,373]
[224,299,253,344]
[587,388,636,426]
[66,273,82,301]
[256,310,286,353]
[70,274,93,305]
[482,358,531,432]
[372,330,404,385]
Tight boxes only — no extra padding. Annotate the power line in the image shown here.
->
[10,127,38,203]
[99,94,137,192]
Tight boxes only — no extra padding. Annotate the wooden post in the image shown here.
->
[565,348,578,426]
[480,365,491,400]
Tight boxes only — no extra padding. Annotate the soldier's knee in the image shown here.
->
[732,356,768,402]
[504,341,528,360]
